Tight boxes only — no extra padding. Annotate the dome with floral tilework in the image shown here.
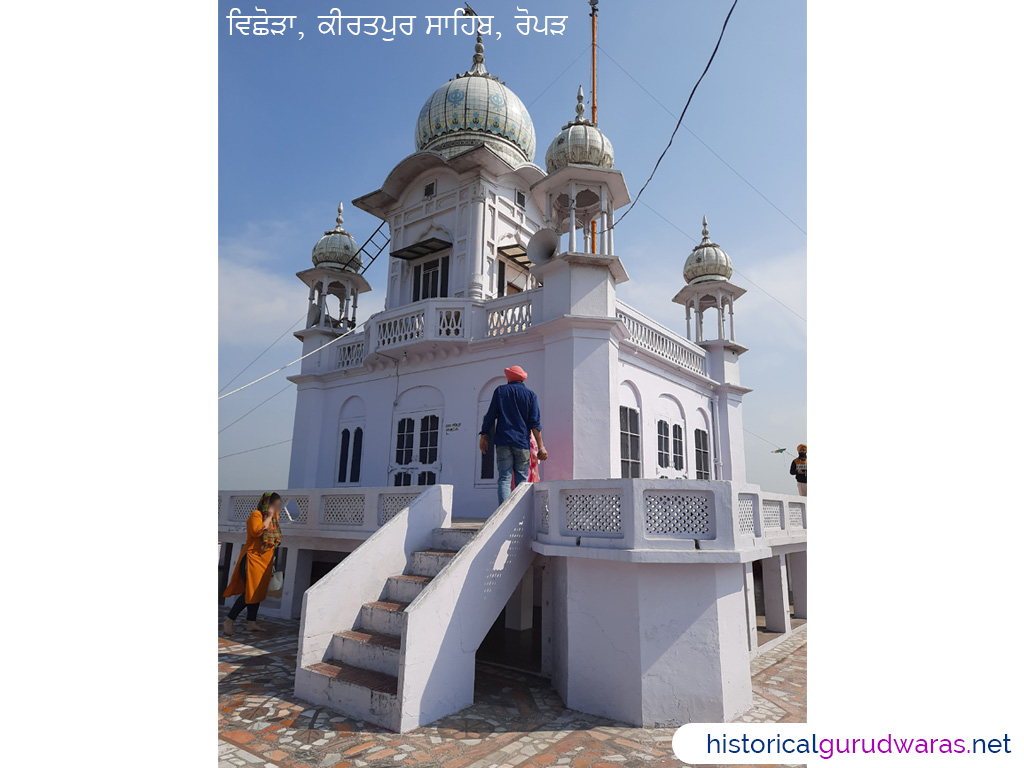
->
[684,217,733,284]
[312,203,362,272]
[545,86,614,174]
[414,35,536,166]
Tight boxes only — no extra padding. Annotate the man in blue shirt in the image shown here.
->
[479,365,548,503]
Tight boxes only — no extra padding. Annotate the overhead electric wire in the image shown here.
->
[218,312,306,394]
[219,384,292,434]
[219,439,293,460]
[218,324,359,400]
[526,45,592,108]
[611,0,739,230]
[597,43,806,236]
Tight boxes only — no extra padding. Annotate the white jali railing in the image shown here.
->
[377,308,426,349]
[434,306,465,339]
[733,485,808,542]
[615,302,706,376]
[486,293,534,338]
[219,487,428,539]
[337,337,366,369]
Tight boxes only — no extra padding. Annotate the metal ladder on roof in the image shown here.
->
[356,220,390,275]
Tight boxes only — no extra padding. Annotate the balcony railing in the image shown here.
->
[533,479,807,553]
[218,487,427,539]
[220,480,805,556]
[335,292,540,369]
[615,301,706,376]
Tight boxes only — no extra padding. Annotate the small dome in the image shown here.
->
[312,203,362,272]
[414,34,535,166]
[683,217,733,284]
[545,86,614,173]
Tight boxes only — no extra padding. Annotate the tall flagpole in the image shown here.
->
[589,0,599,253]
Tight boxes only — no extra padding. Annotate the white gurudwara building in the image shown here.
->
[218,34,808,732]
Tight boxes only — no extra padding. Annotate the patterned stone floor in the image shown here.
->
[218,610,807,768]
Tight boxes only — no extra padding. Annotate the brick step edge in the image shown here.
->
[337,629,402,649]
[306,660,398,696]
[364,600,410,613]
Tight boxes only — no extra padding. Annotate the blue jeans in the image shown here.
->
[496,444,530,504]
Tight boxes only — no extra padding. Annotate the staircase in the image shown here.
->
[294,483,536,732]
[296,521,482,730]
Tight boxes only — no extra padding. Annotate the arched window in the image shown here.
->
[391,386,444,487]
[337,426,364,483]
[337,397,366,486]
[656,394,686,478]
[619,381,642,479]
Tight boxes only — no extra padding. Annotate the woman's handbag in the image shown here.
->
[267,548,284,598]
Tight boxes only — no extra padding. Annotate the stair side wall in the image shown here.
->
[296,484,452,672]
[398,483,536,731]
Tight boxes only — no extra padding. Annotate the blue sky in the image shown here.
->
[218,0,806,492]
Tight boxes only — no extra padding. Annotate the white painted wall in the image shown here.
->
[555,557,752,727]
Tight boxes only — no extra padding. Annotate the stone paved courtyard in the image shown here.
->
[218,609,806,768]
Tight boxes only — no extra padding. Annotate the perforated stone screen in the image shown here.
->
[737,494,755,534]
[762,499,783,530]
[563,491,622,534]
[644,492,713,537]
[322,495,362,525]
[232,495,261,522]
[787,502,805,529]
[378,493,420,525]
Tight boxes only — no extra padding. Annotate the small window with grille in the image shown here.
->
[412,255,450,301]
[620,406,641,478]
[424,181,436,198]
[694,428,711,480]
[657,420,670,469]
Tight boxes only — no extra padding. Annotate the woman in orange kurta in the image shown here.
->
[223,491,282,636]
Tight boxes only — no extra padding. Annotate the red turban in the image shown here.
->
[504,365,528,382]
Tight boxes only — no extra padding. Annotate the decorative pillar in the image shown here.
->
[761,555,791,634]
[607,204,615,254]
[568,182,577,252]
[788,550,807,620]
[717,291,725,340]
[729,296,735,341]
[743,561,758,652]
[599,186,608,255]
[468,187,486,300]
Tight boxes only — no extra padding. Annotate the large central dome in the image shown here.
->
[414,36,536,166]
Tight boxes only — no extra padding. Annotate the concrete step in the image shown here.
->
[358,600,409,636]
[298,661,398,731]
[431,526,479,551]
[329,629,401,677]
[408,549,458,578]
[383,573,432,603]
